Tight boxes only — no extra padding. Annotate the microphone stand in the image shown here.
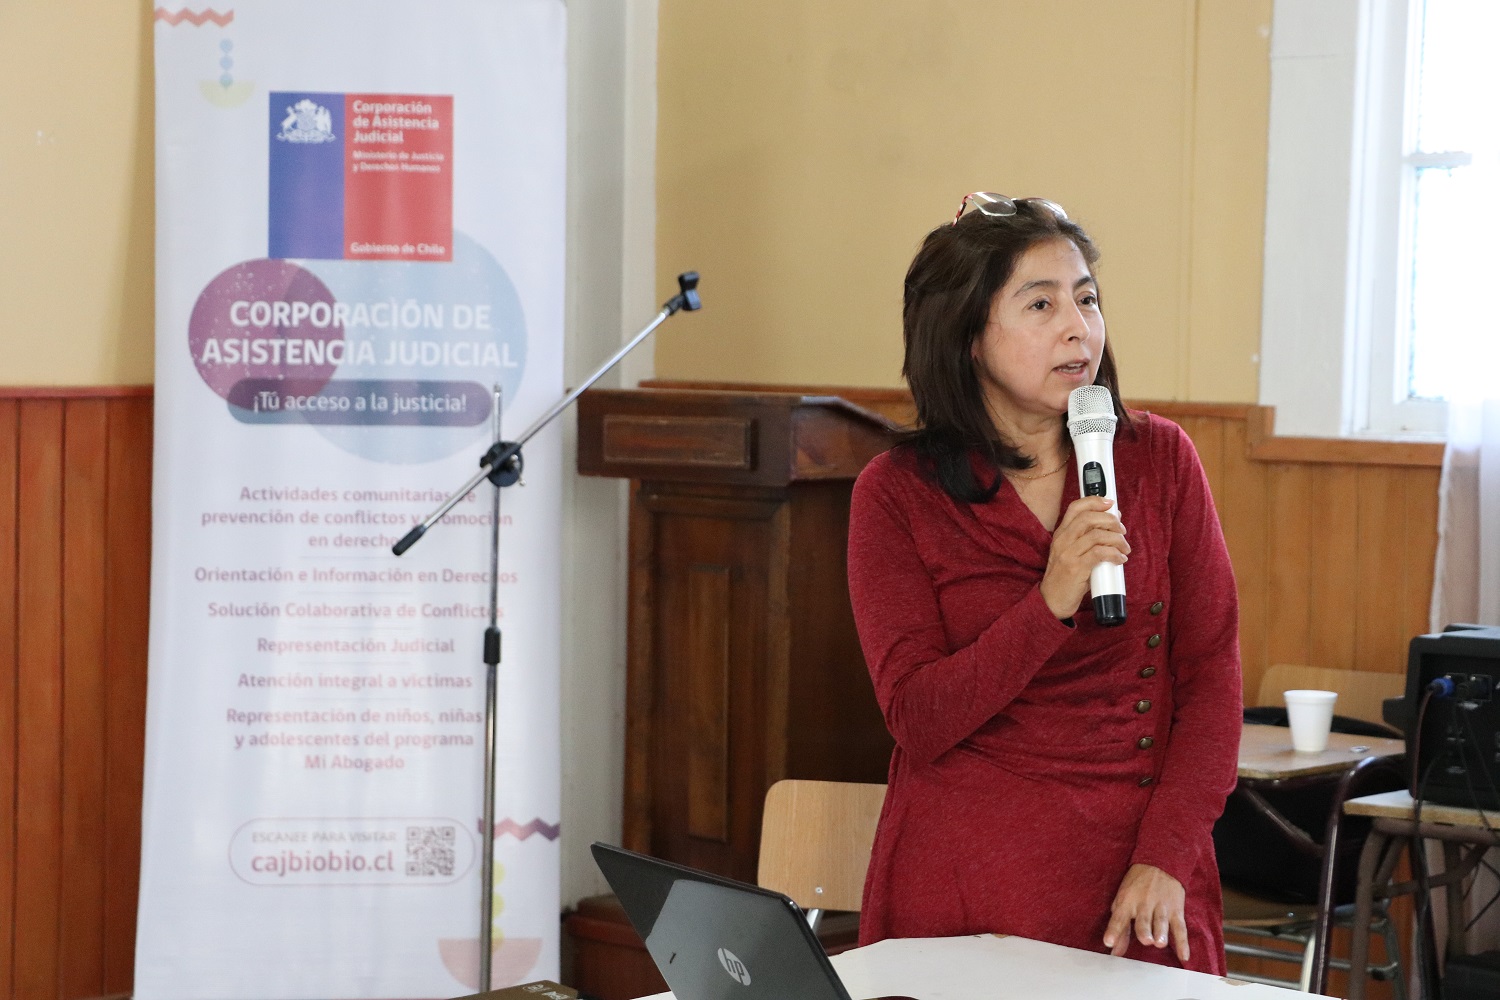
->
[392,271,700,992]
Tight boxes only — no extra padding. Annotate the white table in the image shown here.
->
[637,933,1336,999]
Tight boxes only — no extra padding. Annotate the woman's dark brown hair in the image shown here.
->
[901,200,1129,503]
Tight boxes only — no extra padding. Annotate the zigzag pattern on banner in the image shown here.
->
[478,817,562,841]
[154,8,235,27]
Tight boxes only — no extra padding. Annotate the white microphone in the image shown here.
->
[1067,385,1126,626]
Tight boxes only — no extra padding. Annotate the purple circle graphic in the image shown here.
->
[189,259,343,400]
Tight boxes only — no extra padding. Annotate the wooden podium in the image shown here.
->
[576,387,899,884]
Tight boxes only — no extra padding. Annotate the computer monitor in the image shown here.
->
[1403,623,1500,810]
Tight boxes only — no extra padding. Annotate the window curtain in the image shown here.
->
[1422,392,1500,994]
[1430,395,1500,629]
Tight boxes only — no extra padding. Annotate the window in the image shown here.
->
[1400,1,1496,404]
[1368,0,1496,433]
[1260,0,1495,439]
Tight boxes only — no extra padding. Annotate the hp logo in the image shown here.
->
[717,947,752,985]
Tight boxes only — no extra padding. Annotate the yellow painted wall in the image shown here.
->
[654,0,1273,403]
[1,1,1271,398]
[0,2,155,386]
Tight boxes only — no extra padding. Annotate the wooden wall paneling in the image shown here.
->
[0,400,17,997]
[102,397,151,992]
[1173,415,1226,500]
[15,400,64,999]
[1250,432,1443,467]
[1403,467,1441,640]
[1354,467,1413,674]
[1217,415,1270,701]
[60,400,109,1000]
[1263,462,1316,679]
[1308,466,1361,672]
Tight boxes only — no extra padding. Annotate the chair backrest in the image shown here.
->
[757,779,886,913]
[1216,754,1407,906]
[1227,662,1408,906]
[1257,664,1404,727]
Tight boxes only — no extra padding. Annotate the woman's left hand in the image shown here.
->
[1103,863,1189,964]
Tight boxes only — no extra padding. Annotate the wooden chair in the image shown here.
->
[1220,664,1408,995]
[757,779,886,931]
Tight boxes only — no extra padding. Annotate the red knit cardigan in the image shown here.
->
[846,412,1242,974]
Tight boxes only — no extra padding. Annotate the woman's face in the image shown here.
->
[969,237,1105,429]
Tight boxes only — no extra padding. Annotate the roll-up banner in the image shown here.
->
[143,4,565,997]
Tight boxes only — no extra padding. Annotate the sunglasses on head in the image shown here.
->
[951,192,1068,226]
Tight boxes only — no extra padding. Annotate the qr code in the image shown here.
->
[406,825,456,877]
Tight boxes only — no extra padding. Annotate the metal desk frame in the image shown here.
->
[1344,791,1500,1000]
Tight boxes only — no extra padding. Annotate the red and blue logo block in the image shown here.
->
[268,91,453,262]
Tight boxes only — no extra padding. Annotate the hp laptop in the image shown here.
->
[591,843,913,1000]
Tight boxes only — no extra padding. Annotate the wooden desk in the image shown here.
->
[639,934,1335,999]
[1343,790,1500,1000]
[1238,723,1405,780]
[1230,723,1407,995]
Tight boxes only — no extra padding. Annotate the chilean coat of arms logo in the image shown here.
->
[277,99,336,143]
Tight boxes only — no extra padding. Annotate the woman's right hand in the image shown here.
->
[1041,497,1129,619]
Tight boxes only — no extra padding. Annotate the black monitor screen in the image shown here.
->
[1406,626,1500,810]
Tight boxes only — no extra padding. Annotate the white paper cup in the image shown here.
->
[1284,690,1338,752]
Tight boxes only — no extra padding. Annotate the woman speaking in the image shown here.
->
[848,194,1241,973]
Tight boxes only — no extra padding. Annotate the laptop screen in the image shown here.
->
[591,843,853,1000]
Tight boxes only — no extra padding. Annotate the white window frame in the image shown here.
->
[1260,0,1447,439]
